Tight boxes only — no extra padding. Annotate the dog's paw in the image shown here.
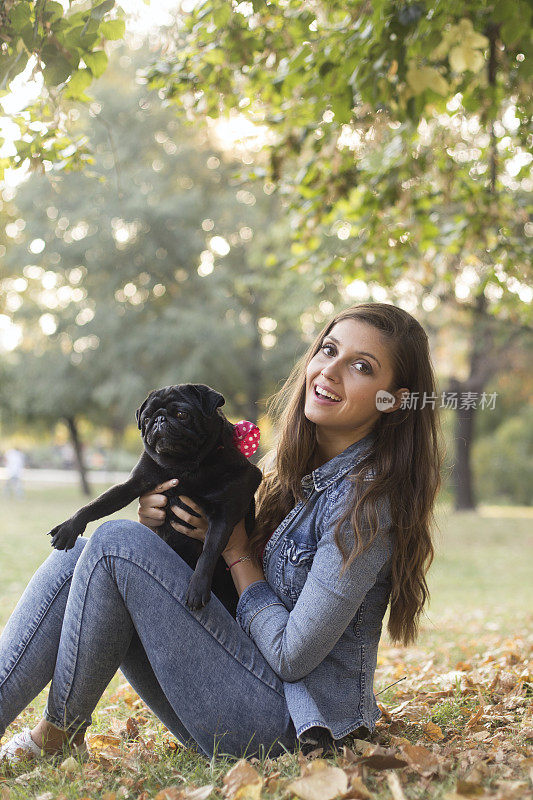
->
[185,574,212,611]
[47,521,82,551]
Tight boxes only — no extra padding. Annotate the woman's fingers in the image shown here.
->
[170,495,208,539]
[169,519,204,539]
[137,482,209,541]
[138,478,179,528]
[171,496,204,526]
[139,496,165,512]
[150,478,179,495]
[177,495,203,515]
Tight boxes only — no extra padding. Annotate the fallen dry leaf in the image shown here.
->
[301,758,332,776]
[154,789,184,800]
[14,769,41,785]
[153,788,214,800]
[423,721,445,741]
[357,748,408,771]
[92,745,124,762]
[389,700,412,717]
[59,756,80,777]
[125,717,140,740]
[180,787,215,800]
[344,770,372,799]
[108,683,142,708]
[386,771,407,800]
[286,764,348,800]
[223,759,263,799]
[465,706,485,730]
[400,742,441,776]
[456,778,485,795]
[87,733,122,750]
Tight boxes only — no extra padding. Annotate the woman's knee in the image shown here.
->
[47,534,88,572]
[88,518,158,553]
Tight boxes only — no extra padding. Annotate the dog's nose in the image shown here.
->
[153,414,166,431]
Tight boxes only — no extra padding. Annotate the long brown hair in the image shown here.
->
[250,302,444,645]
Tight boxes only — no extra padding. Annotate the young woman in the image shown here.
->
[0,302,443,762]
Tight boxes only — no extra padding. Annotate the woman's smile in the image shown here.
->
[312,383,343,403]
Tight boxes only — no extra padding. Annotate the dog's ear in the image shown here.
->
[135,390,156,430]
[192,384,225,417]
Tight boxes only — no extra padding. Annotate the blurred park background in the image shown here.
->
[0,1,531,622]
[0,5,532,797]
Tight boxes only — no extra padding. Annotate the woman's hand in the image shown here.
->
[138,479,179,531]
[138,480,251,560]
[138,479,209,540]
[168,495,208,542]
[170,500,250,560]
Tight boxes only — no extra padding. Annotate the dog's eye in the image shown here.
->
[175,411,189,420]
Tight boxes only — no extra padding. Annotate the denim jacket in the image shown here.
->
[235,431,393,741]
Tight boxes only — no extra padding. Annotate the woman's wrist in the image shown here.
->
[222,545,252,565]
[225,554,265,596]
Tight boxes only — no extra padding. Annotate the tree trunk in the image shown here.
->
[448,295,491,510]
[448,23,500,511]
[110,419,125,451]
[65,415,91,496]
[449,381,476,510]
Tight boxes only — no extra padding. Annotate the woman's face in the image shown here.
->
[304,318,408,460]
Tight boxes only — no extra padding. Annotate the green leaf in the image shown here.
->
[84,50,108,78]
[406,65,449,95]
[58,22,99,51]
[90,0,115,21]
[501,16,528,45]
[43,2,66,23]
[81,1,113,35]
[43,54,73,86]
[20,21,36,50]
[99,18,126,40]
[7,2,32,31]
[0,49,28,91]
[202,47,225,66]
[213,4,231,26]
[64,68,93,99]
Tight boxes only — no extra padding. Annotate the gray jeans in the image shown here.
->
[0,520,297,758]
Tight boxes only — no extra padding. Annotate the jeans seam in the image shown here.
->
[0,572,73,692]
[52,557,106,728]
[109,552,286,698]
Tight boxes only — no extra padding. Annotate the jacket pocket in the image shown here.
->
[277,537,317,601]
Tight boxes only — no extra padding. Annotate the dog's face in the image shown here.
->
[135,384,225,466]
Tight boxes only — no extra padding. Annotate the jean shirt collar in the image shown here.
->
[300,430,376,496]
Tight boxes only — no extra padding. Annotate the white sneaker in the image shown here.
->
[0,727,89,765]
[0,727,42,764]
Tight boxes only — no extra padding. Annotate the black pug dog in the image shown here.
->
[47,384,263,615]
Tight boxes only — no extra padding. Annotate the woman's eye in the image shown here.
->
[322,344,335,356]
[354,361,372,374]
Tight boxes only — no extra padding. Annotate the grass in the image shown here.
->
[0,483,141,629]
[1,484,532,798]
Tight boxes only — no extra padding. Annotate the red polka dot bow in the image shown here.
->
[232,420,260,458]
